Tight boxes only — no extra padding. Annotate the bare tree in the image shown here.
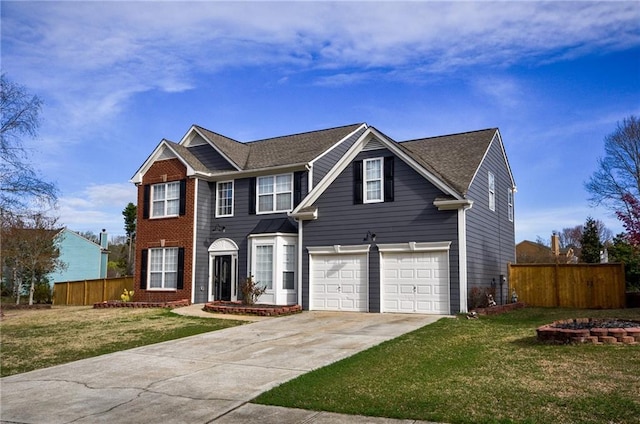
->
[0,73,58,211]
[555,220,612,249]
[2,212,64,304]
[585,115,640,215]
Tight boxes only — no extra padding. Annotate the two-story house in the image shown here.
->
[131,123,516,314]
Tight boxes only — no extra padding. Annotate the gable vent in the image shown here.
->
[362,138,385,151]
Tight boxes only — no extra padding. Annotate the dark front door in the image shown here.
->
[214,255,232,301]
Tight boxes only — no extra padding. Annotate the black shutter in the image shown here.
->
[353,161,363,205]
[179,179,187,216]
[384,156,394,202]
[140,249,148,289]
[143,185,150,219]
[293,171,303,207]
[249,177,256,214]
[177,247,185,290]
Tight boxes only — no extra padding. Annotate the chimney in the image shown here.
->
[551,232,560,256]
[99,229,109,250]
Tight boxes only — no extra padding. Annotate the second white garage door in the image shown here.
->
[382,251,449,314]
[310,253,368,312]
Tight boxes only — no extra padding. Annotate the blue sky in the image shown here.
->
[2,1,639,242]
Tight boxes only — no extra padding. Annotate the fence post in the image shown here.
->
[66,282,70,305]
[554,263,560,307]
[83,280,88,306]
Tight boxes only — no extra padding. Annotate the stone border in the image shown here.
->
[93,299,190,309]
[203,301,302,316]
[472,302,526,315]
[537,319,640,345]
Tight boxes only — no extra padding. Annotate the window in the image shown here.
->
[364,158,383,203]
[216,181,234,217]
[488,172,495,211]
[283,244,295,290]
[151,181,180,218]
[257,174,293,213]
[507,188,514,222]
[149,248,178,289]
[255,245,273,289]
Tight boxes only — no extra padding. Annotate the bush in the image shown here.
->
[240,276,266,305]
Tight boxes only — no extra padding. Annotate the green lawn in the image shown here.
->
[0,306,245,377]
[254,308,640,424]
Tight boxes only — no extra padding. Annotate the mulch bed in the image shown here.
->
[93,299,190,309]
[204,301,302,316]
[538,318,640,345]
[472,302,526,315]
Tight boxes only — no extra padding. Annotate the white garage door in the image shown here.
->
[310,253,368,312]
[382,251,449,314]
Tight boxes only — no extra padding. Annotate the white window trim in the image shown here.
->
[363,157,384,204]
[507,188,514,222]
[148,247,179,291]
[488,171,496,212]
[150,181,180,218]
[256,173,294,214]
[248,234,298,303]
[215,180,234,218]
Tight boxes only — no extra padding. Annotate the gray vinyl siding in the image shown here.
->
[312,127,366,187]
[302,149,460,314]
[465,136,516,305]
[192,172,309,303]
[193,179,214,303]
[188,144,237,171]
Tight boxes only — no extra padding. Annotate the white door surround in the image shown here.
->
[208,238,239,302]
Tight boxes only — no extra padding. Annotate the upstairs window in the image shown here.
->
[508,188,514,222]
[364,158,383,203]
[216,181,234,217]
[353,156,394,205]
[257,174,293,213]
[152,181,180,217]
[143,180,186,219]
[488,172,496,212]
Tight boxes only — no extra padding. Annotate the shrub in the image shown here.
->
[240,276,266,305]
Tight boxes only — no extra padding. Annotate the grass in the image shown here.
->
[254,308,640,424]
[0,305,245,377]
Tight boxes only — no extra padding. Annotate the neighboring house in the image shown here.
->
[131,123,516,314]
[516,234,578,264]
[48,229,109,284]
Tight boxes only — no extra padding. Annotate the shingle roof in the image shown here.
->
[193,126,249,169]
[165,141,210,174]
[399,128,497,195]
[196,123,365,170]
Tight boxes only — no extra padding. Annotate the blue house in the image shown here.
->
[48,229,109,284]
[131,123,516,313]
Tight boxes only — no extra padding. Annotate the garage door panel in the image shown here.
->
[382,251,449,314]
[311,253,368,312]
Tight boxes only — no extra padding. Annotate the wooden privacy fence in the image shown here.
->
[508,263,625,309]
[53,277,134,306]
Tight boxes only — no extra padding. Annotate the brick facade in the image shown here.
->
[134,159,194,303]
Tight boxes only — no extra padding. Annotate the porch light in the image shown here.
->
[213,224,226,233]
[363,231,376,242]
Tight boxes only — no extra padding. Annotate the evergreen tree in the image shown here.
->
[580,217,602,263]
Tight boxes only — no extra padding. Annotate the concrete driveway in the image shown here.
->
[0,311,444,424]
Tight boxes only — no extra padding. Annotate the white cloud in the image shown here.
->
[57,183,137,235]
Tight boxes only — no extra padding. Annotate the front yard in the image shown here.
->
[255,308,640,424]
[0,305,245,377]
